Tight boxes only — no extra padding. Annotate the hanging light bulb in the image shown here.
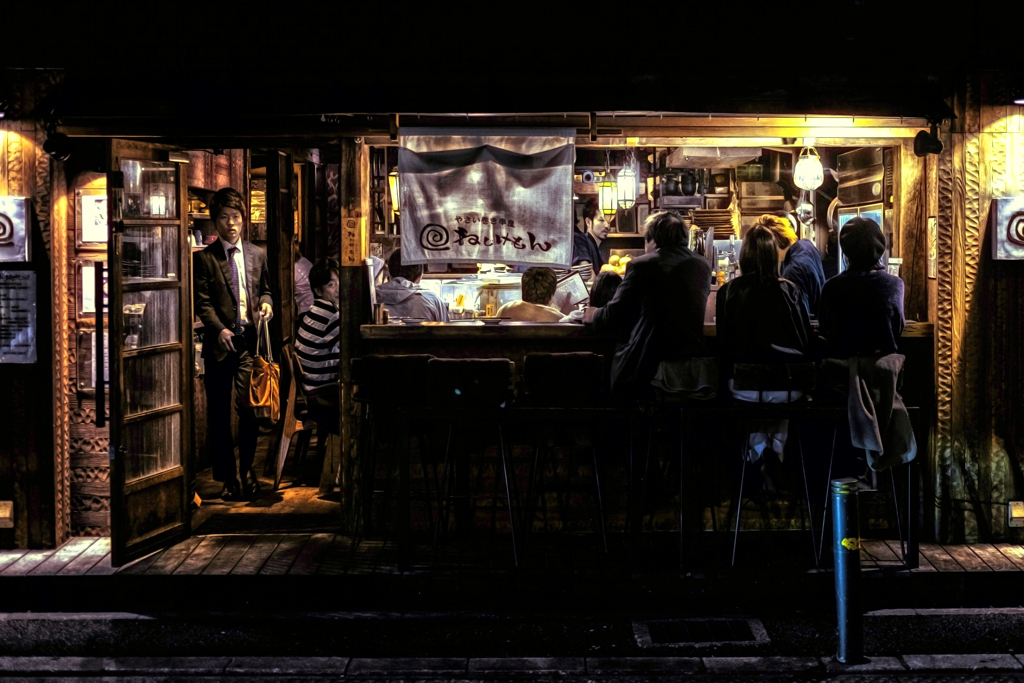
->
[388,170,400,218]
[793,146,824,190]
[599,150,617,215]
[599,176,618,215]
[616,166,637,209]
[616,148,638,210]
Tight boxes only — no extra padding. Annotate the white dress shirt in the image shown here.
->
[219,237,249,323]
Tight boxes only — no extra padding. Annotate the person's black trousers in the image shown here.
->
[204,326,258,483]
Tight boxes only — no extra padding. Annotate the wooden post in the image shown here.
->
[337,137,368,526]
[266,151,295,345]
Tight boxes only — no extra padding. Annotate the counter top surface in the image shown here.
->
[361,321,934,339]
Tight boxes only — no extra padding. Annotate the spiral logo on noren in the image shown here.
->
[419,224,450,251]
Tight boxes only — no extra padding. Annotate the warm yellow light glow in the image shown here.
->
[599,179,617,215]
[616,167,637,209]
[388,171,400,218]
[794,146,824,190]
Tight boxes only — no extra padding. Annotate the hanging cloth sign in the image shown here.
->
[398,128,575,268]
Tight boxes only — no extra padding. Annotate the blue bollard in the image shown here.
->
[832,478,864,664]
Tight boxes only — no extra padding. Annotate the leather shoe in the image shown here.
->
[219,478,242,501]
[241,471,261,500]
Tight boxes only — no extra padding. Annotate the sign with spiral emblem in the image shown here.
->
[0,197,29,262]
[398,129,575,268]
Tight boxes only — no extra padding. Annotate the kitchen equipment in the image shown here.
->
[680,172,697,196]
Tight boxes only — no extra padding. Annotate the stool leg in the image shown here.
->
[890,467,906,565]
[591,443,608,555]
[678,408,685,572]
[498,424,518,568]
[431,424,454,568]
[794,422,818,566]
[818,424,838,565]
[731,437,747,568]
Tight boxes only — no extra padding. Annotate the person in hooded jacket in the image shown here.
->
[375,249,449,322]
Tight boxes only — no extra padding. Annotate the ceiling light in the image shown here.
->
[388,170,400,218]
[793,146,824,190]
[616,166,637,210]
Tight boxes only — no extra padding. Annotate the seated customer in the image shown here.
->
[295,258,341,433]
[819,217,905,358]
[561,270,622,323]
[717,223,814,392]
[586,210,712,402]
[376,249,449,322]
[496,267,563,322]
[818,217,914,473]
[716,222,813,466]
[770,211,826,317]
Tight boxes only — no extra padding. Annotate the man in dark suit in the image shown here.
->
[194,188,274,500]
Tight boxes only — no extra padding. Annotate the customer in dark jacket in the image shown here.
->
[819,217,905,358]
[761,211,825,317]
[585,210,711,402]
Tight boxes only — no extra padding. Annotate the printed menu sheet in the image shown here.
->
[0,271,37,363]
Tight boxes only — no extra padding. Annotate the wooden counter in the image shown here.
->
[359,321,935,406]
[361,321,934,339]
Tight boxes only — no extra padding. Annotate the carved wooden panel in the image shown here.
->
[934,72,1024,544]
[935,120,955,542]
[51,157,71,546]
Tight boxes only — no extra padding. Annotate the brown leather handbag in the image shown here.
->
[249,318,280,423]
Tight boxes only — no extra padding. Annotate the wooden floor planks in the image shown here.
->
[4,535,1024,577]
[968,543,1020,572]
[231,534,284,574]
[203,535,258,575]
[58,538,111,575]
[259,535,309,575]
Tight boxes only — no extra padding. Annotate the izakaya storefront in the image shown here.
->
[1,67,1021,561]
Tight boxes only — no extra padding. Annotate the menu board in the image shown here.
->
[0,271,37,363]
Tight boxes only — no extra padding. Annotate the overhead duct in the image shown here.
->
[665,147,762,169]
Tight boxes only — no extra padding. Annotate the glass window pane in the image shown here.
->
[124,351,180,416]
[121,160,178,219]
[123,289,180,349]
[122,225,179,282]
[124,412,181,482]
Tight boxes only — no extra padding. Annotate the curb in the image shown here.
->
[2,654,1024,676]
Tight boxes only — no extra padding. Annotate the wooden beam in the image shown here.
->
[337,137,368,529]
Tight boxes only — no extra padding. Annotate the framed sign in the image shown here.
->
[0,197,30,262]
[76,188,108,250]
[0,271,37,363]
[76,259,108,320]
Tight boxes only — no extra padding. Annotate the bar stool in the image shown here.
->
[516,352,611,557]
[349,354,437,551]
[726,361,819,568]
[631,389,720,572]
[424,358,519,568]
[815,358,921,569]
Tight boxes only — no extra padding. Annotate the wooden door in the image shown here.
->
[107,140,193,565]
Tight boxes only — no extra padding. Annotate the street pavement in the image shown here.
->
[1,608,1023,680]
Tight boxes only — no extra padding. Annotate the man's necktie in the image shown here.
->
[227,246,242,331]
